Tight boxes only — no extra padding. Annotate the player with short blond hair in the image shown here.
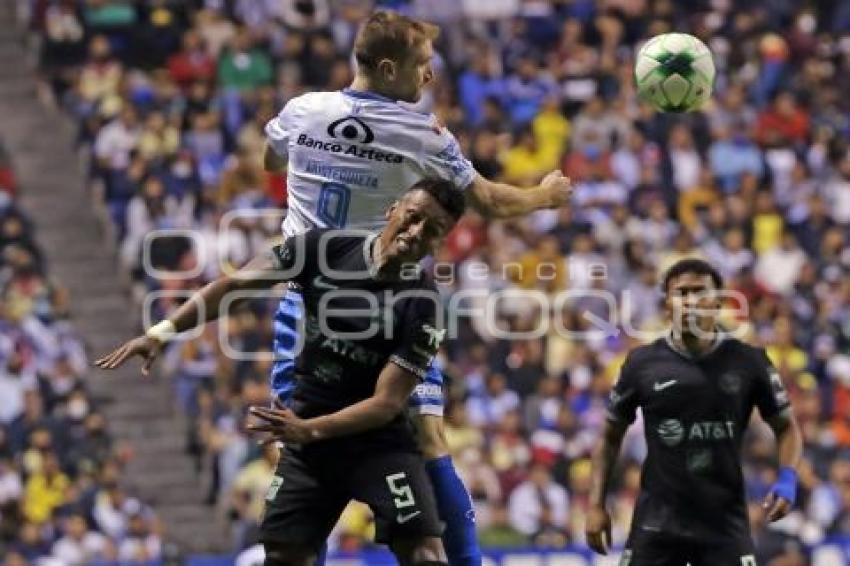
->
[263,11,573,566]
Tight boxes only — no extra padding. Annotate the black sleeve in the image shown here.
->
[270,231,317,287]
[607,353,641,425]
[388,292,442,381]
[752,348,791,420]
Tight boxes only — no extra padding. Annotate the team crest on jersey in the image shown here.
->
[327,116,375,144]
[412,323,445,359]
[719,372,741,394]
[657,419,684,447]
[422,324,446,349]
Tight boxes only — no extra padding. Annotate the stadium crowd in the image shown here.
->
[0,123,163,563]
[15,0,850,563]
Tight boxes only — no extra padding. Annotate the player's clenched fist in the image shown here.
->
[94,335,164,376]
[585,504,613,555]
[539,169,573,208]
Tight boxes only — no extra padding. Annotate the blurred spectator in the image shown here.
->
[477,502,527,548]
[570,97,629,153]
[466,373,520,429]
[77,35,123,107]
[51,512,114,565]
[666,125,702,194]
[23,451,68,525]
[507,463,569,544]
[458,46,504,126]
[217,29,273,93]
[704,227,754,281]
[116,512,162,562]
[754,231,805,295]
[229,442,277,550]
[137,111,181,162]
[822,156,850,225]
[503,54,557,125]
[755,92,810,148]
[18,0,850,557]
[510,235,567,293]
[500,127,551,186]
[168,30,216,90]
[532,96,569,168]
[708,125,764,193]
[0,353,35,424]
[94,105,140,174]
[217,148,267,210]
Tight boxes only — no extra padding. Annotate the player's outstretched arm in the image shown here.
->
[586,419,628,555]
[763,410,803,522]
[466,171,573,219]
[94,248,286,374]
[248,362,419,443]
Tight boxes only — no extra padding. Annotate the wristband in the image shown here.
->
[146,320,177,344]
[771,466,798,505]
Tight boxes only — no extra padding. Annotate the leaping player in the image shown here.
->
[261,11,573,566]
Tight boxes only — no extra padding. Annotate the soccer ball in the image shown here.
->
[634,33,715,113]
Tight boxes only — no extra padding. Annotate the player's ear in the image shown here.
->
[377,58,396,82]
[385,201,398,220]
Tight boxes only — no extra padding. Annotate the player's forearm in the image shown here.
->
[773,412,803,471]
[589,422,626,507]
[166,278,239,333]
[306,396,405,440]
[164,251,284,334]
[468,180,556,218]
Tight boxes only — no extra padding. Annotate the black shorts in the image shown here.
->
[260,445,442,551]
[624,529,757,566]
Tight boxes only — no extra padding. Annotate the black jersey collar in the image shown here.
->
[664,330,726,360]
[364,233,423,282]
[364,233,379,276]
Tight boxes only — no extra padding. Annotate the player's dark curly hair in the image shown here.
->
[407,179,466,223]
[662,258,723,293]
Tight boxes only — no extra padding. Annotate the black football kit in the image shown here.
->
[608,333,791,566]
[259,229,443,549]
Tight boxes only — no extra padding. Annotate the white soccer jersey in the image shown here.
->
[265,89,477,237]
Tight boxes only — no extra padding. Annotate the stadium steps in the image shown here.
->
[0,5,228,554]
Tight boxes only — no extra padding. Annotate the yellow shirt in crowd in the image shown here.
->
[24,472,70,524]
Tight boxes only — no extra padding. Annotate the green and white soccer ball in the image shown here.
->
[635,33,716,113]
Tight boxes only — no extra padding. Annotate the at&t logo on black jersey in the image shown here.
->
[657,419,684,447]
[656,419,736,447]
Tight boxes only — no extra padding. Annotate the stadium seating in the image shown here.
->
[8,0,850,564]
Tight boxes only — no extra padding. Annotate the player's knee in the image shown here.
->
[263,543,314,566]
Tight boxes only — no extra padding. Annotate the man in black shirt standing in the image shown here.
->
[95,179,466,566]
[586,258,803,565]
